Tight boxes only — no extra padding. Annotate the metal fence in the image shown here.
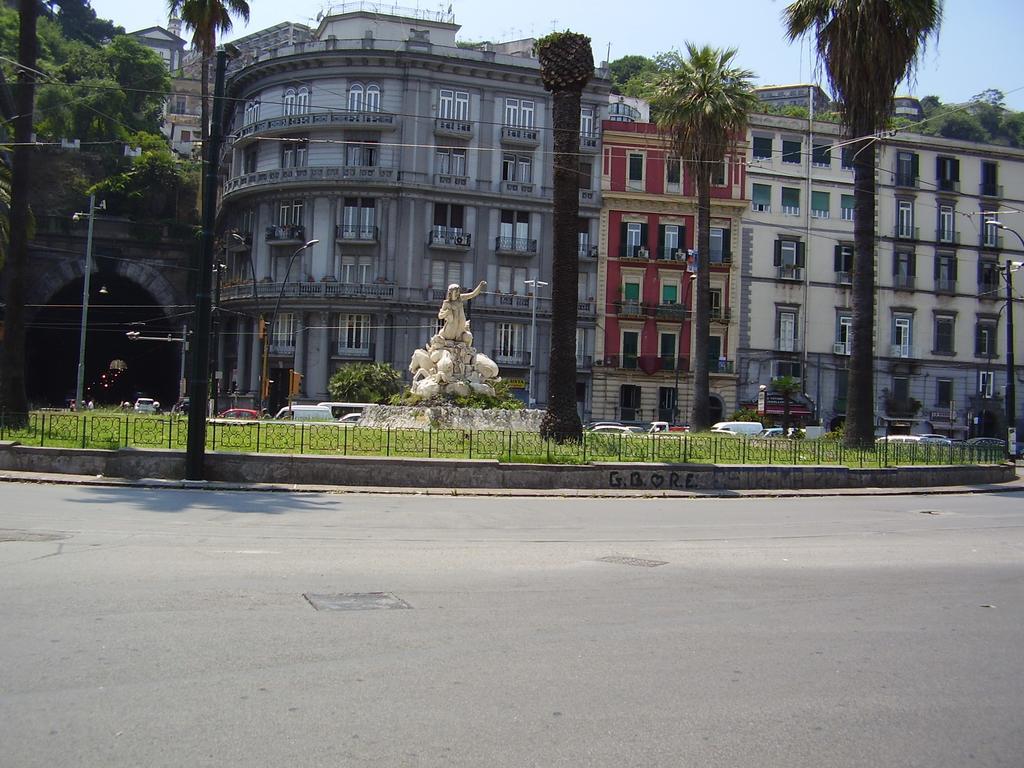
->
[0,412,1006,468]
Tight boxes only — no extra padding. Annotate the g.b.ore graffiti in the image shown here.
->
[609,470,701,489]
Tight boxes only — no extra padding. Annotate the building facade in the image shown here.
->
[214,7,610,414]
[740,112,1024,438]
[591,120,746,424]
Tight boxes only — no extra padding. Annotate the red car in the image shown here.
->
[216,408,261,420]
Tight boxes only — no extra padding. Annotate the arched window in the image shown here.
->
[348,83,364,112]
[283,88,296,116]
[244,98,260,125]
[364,83,381,112]
[296,86,310,114]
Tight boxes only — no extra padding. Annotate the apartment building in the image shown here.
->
[214,6,610,413]
[592,120,747,424]
[740,112,1024,438]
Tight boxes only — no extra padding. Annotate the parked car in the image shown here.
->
[648,421,689,433]
[171,398,189,415]
[273,405,334,421]
[710,421,764,436]
[338,412,362,424]
[586,421,624,430]
[217,408,261,420]
[757,427,785,438]
[964,437,1008,451]
[917,434,953,446]
[133,397,160,414]
[589,424,645,434]
[875,434,921,443]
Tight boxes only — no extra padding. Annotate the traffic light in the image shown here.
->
[258,317,266,339]
[261,375,270,401]
[289,369,303,396]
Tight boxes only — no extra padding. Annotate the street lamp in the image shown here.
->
[524,278,548,407]
[993,223,1022,456]
[73,195,105,410]
[260,239,319,412]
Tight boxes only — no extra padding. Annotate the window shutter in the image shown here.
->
[640,223,648,246]
[658,224,665,258]
[774,240,782,267]
[975,325,983,355]
[892,254,899,276]
[951,257,958,280]
[722,229,731,259]
[935,156,942,180]
[620,221,627,251]
[834,245,843,272]
[911,153,920,180]
[908,253,916,277]
[680,225,687,250]
[952,158,960,182]
[796,241,806,268]
[933,255,940,280]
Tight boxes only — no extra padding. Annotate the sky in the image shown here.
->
[90,0,1024,110]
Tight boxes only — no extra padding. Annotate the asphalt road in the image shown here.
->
[1,483,1022,767]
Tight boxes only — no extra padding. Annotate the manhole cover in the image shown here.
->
[0,529,70,542]
[596,556,668,568]
[303,592,412,611]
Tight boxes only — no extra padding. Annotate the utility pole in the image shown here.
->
[74,195,103,410]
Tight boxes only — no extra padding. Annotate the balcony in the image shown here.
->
[433,173,471,188]
[578,244,598,259]
[981,234,1003,251]
[221,280,397,302]
[937,178,960,193]
[576,354,593,371]
[235,111,397,144]
[434,116,473,139]
[894,173,918,188]
[336,342,373,359]
[980,182,1003,198]
[885,397,922,418]
[841,208,855,221]
[890,344,912,359]
[656,248,688,262]
[265,224,306,244]
[750,202,771,213]
[600,354,689,373]
[978,278,1000,296]
[777,265,803,281]
[579,189,598,206]
[500,126,540,147]
[935,229,959,244]
[893,274,916,291]
[619,244,650,260]
[500,180,536,196]
[811,208,830,220]
[711,359,735,374]
[935,277,956,294]
[833,341,850,355]
[495,236,538,256]
[268,341,295,355]
[482,292,532,311]
[428,228,471,249]
[335,224,378,243]
[836,271,853,285]
[710,307,732,323]
[492,349,530,367]
[781,205,800,216]
[775,337,801,353]
[577,299,595,316]
[615,300,645,318]
[655,303,689,320]
[580,130,600,152]
[225,165,397,195]
[895,225,919,241]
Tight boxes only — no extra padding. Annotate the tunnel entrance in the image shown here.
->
[27,273,186,409]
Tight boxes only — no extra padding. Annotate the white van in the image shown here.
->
[710,421,764,436]
[274,405,334,421]
[317,401,370,420]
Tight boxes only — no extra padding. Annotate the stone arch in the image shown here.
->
[30,257,182,316]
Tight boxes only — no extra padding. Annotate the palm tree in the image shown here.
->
[1,0,39,422]
[784,0,942,447]
[536,31,593,443]
[167,0,250,149]
[771,375,802,435]
[649,44,757,431]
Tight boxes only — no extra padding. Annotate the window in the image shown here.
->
[892,315,913,357]
[658,386,677,421]
[660,282,679,305]
[781,186,800,215]
[897,200,915,239]
[243,147,257,174]
[936,156,959,192]
[782,139,801,164]
[811,190,830,219]
[751,184,771,212]
[281,137,308,168]
[665,157,681,189]
[433,203,465,241]
[835,370,848,409]
[173,95,187,114]
[620,221,647,257]
[580,106,595,135]
[504,97,534,127]
[619,384,641,419]
[893,250,916,289]
[622,279,641,304]
[979,259,1000,293]
[439,88,469,120]
[710,159,727,186]
[812,143,831,167]
[659,223,684,259]
[774,360,802,380]
[339,255,373,284]
[180,130,192,142]
[341,314,370,351]
[296,87,309,114]
[774,238,805,279]
[709,226,730,263]
[975,321,997,358]
[271,313,296,349]
[834,244,854,282]
[752,136,772,160]
[348,83,364,111]
[934,252,957,292]
[841,194,855,221]
[244,98,260,125]
[982,212,1001,248]
[346,141,378,167]
[364,84,380,112]
[578,161,593,190]
[709,288,722,317]
[979,371,995,398]
[836,314,853,355]
[934,315,955,355]
[659,333,677,367]
[578,218,593,257]
[841,146,854,170]
[435,147,467,176]
[496,323,525,358]
[936,379,953,408]
[981,161,999,197]
[628,152,644,186]
[621,332,640,370]
[342,197,375,239]
[502,153,533,183]
[279,199,303,226]
[777,309,798,352]
[938,204,955,242]
[431,260,463,290]
[895,151,918,186]
[500,209,531,247]
[892,376,910,403]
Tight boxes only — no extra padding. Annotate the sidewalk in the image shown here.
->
[1,466,1022,498]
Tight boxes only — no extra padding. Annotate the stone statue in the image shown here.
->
[409,281,501,398]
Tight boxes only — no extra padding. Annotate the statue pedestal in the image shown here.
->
[409,339,500,399]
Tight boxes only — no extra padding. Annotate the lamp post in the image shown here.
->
[73,195,105,410]
[260,239,319,414]
[993,223,1022,457]
[524,279,548,407]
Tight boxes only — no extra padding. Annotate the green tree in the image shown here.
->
[785,0,942,448]
[535,30,593,443]
[771,375,802,435]
[648,43,757,431]
[48,0,124,46]
[327,363,402,404]
[88,138,200,223]
[608,54,654,93]
[168,0,250,150]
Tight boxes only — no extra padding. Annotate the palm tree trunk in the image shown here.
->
[689,170,712,430]
[539,88,583,442]
[1,0,38,421]
[200,52,210,153]
[846,129,877,447]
